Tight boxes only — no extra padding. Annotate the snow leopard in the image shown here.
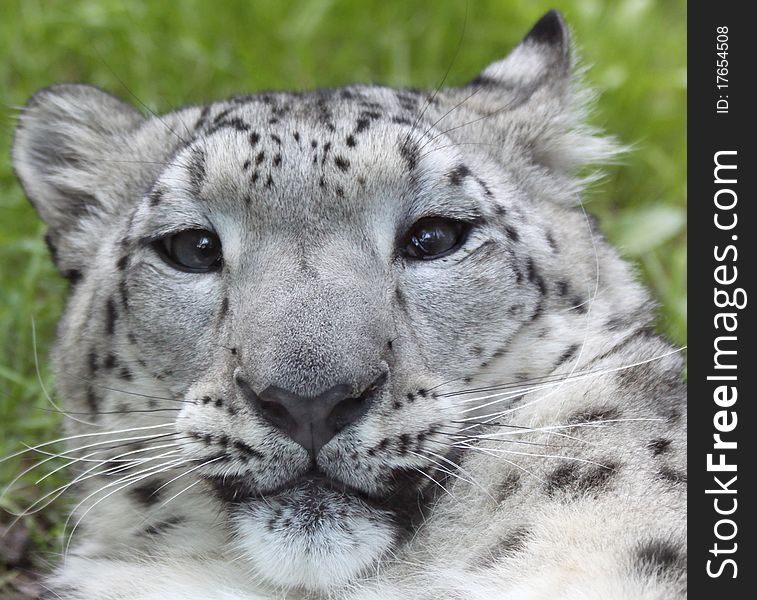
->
[10,10,686,600]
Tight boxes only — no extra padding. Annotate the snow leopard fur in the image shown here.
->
[11,10,686,600]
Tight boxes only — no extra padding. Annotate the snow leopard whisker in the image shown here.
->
[547,199,603,422]
[438,363,615,398]
[416,95,522,154]
[9,447,188,522]
[19,431,183,465]
[416,141,503,161]
[452,443,546,486]
[92,44,191,147]
[32,317,99,427]
[454,347,686,413]
[3,434,184,501]
[406,464,455,500]
[135,457,232,529]
[147,452,228,500]
[453,441,613,471]
[63,454,216,556]
[402,1,468,152]
[0,423,176,465]
[36,441,188,485]
[438,430,571,449]
[450,420,598,446]
[68,373,192,404]
[141,479,203,526]
[411,448,496,503]
[37,406,182,416]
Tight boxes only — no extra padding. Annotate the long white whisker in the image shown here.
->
[0,423,175,465]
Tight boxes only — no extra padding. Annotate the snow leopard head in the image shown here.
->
[13,10,643,592]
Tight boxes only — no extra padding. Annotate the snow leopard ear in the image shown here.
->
[471,9,571,93]
[12,84,145,279]
[460,10,619,176]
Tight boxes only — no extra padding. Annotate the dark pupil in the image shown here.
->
[172,230,220,269]
[411,220,460,257]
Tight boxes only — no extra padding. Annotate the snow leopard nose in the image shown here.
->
[236,373,386,456]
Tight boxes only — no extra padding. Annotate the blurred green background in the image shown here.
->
[0,0,685,591]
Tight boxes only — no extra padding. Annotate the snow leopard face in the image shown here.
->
[12,11,635,592]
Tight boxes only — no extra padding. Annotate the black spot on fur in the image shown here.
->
[249,132,260,146]
[448,164,471,185]
[395,286,408,311]
[526,258,547,296]
[556,280,570,296]
[234,440,264,460]
[149,187,163,206]
[658,466,686,484]
[255,151,265,165]
[570,296,588,314]
[555,344,579,367]
[505,225,520,242]
[273,153,282,167]
[321,141,332,164]
[546,230,558,252]
[334,155,350,172]
[568,406,621,424]
[265,174,274,188]
[346,134,356,147]
[116,255,129,271]
[399,140,419,171]
[194,105,211,130]
[103,354,117,370]
[476,177,494,197]
[355,117,370,133]
[131,480,163,505]
[546,460,617,498]
[529,301,543,322]
[188,148,206,194]
[496,471,521,502]
[635,539,686,578]
[86,387,99,413]
[293,131,300,142]
[105,298,117,335]
[212,117,250,134]
[63,269,82,284]
[119,367,132,381]
[220,297,229,319]
[270,134,281,145]
[480,526,531,567]
[335,185,344,198]
[143,516,185,537]
[648,438,672,456]
[242,159,251,171]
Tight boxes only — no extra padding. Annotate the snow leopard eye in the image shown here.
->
[155,229,223,273]
[401,217,472,260]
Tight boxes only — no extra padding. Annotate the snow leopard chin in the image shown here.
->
[233,484,396,591]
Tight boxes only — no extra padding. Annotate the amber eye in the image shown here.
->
[156,229,223,272]
[401,217,471,260]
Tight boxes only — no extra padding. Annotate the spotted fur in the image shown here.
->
[11,11,685,600]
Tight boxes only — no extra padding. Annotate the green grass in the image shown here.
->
[0,0,685,588]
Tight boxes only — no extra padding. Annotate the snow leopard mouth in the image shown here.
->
[207,468,385,508]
